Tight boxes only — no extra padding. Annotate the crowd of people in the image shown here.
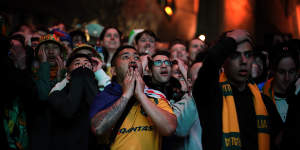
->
[0,21,299,150]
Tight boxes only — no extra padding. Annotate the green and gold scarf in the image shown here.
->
[220,72,270,150]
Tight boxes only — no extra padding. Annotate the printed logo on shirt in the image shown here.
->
[118,126,154,134]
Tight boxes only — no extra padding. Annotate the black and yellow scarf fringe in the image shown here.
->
[220,72,270,150]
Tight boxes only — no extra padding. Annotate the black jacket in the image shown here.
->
[280,85,300,149]
[47,67,98,150]
[192,37,283,150]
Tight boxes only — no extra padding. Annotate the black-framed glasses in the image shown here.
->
[153,60,171,66]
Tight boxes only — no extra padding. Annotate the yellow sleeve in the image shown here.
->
[156,98,174,114]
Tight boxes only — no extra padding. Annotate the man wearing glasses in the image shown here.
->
[146,50,203,150]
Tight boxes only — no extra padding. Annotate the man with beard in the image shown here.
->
[193,29,283,150]
[90,46,177,150]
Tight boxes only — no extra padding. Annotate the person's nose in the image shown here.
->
[48,48,54,55]
[284,72,290,81]
[129,57,138,64]
[110,35,115,40]
[241,54,248,63]
[161,62,167,67]
[145,40,151,45]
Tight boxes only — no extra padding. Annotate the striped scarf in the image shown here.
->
[220,72,270,150]
[262,78,275,104]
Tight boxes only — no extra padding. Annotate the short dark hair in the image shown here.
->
[69,30,87,42]
[111,45,137,67]
[148,50,170,69]
[134,30,157,44]
[269,41,299,70]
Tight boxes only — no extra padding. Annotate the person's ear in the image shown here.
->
[110,66,117,77]
[133,40,138,49]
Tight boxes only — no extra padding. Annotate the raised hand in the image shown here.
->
[174,58,188,76]
[140,54,151,71]
[56,55,65,81]
[122,67,136,99]
[91,57,103,72]
[134,69,145,99]
[226,29,252,44]
[38,46,47,63]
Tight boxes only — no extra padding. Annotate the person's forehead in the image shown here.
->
[236,41,253,52]
[45,42,60,47]
[153,55,169,61]
[106,28,119,34]
[140,33,154,40]
[62,40,71,44]
[73,35,83,39]
[73,57,90,62]
[191,39,204,45]
[277,57,296,69]
[11,39,22,45]
[119,48,138,55]
[171,43,186,50]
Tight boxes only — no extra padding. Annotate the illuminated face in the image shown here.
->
[42,42,62,66]
[136,33,156,56]
[102,28,121,51]
[251,57,264,79]
[112,48,142,83]
[188,39,207,62]
[273,57,297,94]
[62,41,72,52]
[170,43,188,64]
[223,41,253,87]
[151,55,171,84]
[10,39,26,60]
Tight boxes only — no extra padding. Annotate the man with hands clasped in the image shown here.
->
[90,45,177,150]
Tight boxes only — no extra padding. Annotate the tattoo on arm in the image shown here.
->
[92,96,130,135]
